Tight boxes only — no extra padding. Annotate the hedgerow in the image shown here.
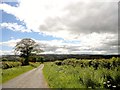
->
[2,62,22,69]
[55,57,120,69]
[43,57,120,89]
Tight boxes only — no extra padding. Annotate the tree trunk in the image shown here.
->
[24,48,30,65]
[24,57,29,65]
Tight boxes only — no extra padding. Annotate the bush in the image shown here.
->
[2,62,22,69]
[55,61,62,65]
[37,57,44,63]
[56,57,120,70]
[29,56,37,62]
[2,58,8,61]
[19,58,25,65]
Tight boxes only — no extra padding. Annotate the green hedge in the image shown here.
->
[2,62,22,69]
[55,57,120,69]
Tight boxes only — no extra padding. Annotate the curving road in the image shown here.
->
[2,64,49,88]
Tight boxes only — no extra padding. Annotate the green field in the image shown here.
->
[1,62,41,83]
[43,57,120,89]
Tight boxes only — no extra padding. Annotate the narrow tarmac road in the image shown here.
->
[2,64,49,88]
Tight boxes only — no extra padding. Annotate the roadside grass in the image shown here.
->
[43,62,89,88]
[29,62,41,68]
[2,62,41,83]
[43,58,120,89]
[0,68,2,84]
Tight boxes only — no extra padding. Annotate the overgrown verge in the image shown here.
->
[2,61,41,69]
[2,62,22,69]
[2,62,41,83]
[0,68,2,84]
[43,57,120,89]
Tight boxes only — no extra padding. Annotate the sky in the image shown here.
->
[0,0,119,55]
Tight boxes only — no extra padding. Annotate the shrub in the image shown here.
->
[19,58,25,65]
[37,57,44,63]
[2,62,9,69]
[29,56,37,62]
[2,62,22,69]
[2,58,8,61]
[58,57,120,70]
[55,61,62,65]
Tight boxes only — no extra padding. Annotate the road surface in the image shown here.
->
[2,64,49,88]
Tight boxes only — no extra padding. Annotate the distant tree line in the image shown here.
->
[1,54,120,62]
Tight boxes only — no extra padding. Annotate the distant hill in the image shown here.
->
[1,54,120,61]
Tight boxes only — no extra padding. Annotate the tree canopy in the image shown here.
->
[14,38,43,65]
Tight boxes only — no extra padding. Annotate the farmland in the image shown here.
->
[0,55,120,89]
[43,57,120,89]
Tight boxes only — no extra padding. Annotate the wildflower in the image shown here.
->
[103,82,106,84]
[107,81,110,83]
[88,87,92,88]
[107,84,111,87]
[112,85,116,88]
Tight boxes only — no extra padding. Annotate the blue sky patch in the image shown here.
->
[2,11,26,26]
[2,2,19,7]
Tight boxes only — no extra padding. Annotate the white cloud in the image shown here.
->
[10,37,14,39]
[1,23,31,32]
[1,0,79,32]
[1,39,21,47]
[0,50,14,55]
[33,32,118,54]
[78,33,118,48]
[1,0,118,38]
[0,34,118,55]
[0,0,119,55]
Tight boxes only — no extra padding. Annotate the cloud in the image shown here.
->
[35,33,118,54]
[39,1,118,40]
[0,34,118,55]
[0,50,14,55]
[1,39,21,47]
[66,2,118,34]
[0,0,119,54]
[1,23,31,32]
[1,0,118,39]
[0,0,79,32]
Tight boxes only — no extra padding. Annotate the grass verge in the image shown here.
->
[0,68,2,84]
[2,62,40,83]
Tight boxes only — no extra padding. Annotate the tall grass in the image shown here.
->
[0,68,2,84]
[43,58,120,89]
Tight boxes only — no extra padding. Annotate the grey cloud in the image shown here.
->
[39,2,118,34]
[37,39,118,54]
[91,41,119,54]
[38,2,118,54]
[104,39,118,46]
[38,42,61,52]
[40,17,67,32]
